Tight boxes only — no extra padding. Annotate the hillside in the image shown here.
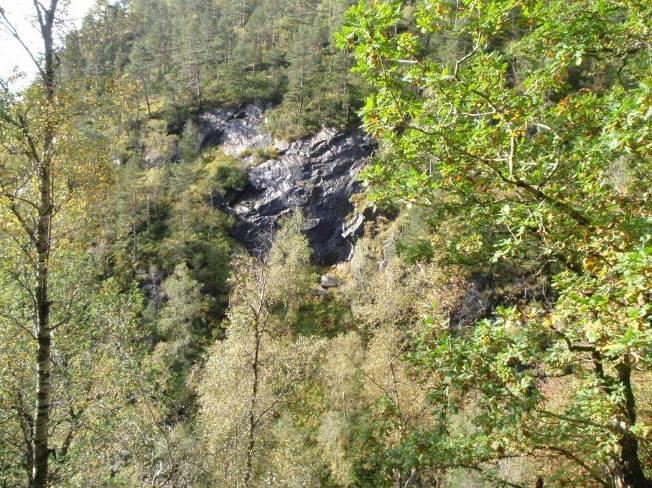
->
[0,1,651,488]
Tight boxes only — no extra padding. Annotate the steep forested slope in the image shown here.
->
[61,0,364,137]
[0,1,651,488]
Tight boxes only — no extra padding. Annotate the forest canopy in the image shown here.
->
[0,0,650,487]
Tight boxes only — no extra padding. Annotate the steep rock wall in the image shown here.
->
[199,105,375,264]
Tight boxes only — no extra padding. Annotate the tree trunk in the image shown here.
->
[32,99,53,488]
[32,3,59,486]
[243,324,261,488]
[32,293,52,488]
[611,362,651,488]
[142,75,152,116]
[612,434,652,488]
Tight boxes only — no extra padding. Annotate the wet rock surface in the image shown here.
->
[200,105,375,264]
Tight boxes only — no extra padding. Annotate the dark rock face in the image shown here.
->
[449,270,553,329]
[199,105,375,264]
[199,104,273,155]
[234,128,375,264]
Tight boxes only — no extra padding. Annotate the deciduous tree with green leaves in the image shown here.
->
[197,214,323,487]
[0,3,145,486]
[340,0,651,486]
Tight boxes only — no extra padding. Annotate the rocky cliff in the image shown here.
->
[199,105,375,264]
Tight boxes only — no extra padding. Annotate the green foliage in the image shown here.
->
[341,0,652,484]
[61,0,364,135]
[179,120,201,163]
[196,214,324,486]
[395,238,434,264]
[293,296,353,337]
[141,119,178,166]
[341,0,652,263]
[252,145,280,164]
[3,0,651,485]
[198,149,248,195]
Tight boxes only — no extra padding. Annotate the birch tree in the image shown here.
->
[0,3,64,485]
[0,2,126,486]
[197,215,322,487]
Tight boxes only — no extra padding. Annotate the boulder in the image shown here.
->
[320,275,340,288]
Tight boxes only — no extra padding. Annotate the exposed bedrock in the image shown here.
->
[199,105,375,264]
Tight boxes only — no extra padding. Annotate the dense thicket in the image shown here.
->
[1,0,651,487]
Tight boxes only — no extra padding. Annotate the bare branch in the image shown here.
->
[0,9,46,78]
